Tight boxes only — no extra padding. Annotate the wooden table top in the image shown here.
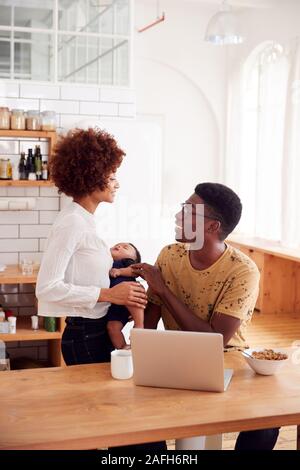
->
[0,351,299,450]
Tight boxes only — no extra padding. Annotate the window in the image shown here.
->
[0,0,131,86]
[237,42,289,240]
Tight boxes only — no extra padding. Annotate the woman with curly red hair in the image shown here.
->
[36,128,147,365]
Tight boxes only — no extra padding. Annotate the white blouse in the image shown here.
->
[36,201,113,319]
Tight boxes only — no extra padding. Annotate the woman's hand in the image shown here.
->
[99,282,147,309]
[131,263,166,297]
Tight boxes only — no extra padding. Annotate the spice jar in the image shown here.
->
[11,109,26,130]
[26,110,41,130]
[41,111,56,131]
[0,158,11,179]
[0,107,10,129]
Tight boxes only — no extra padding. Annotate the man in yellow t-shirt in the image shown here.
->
[147,242,259,350]
[132,182,279,451]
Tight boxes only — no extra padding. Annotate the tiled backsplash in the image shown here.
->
[0,81,136,364]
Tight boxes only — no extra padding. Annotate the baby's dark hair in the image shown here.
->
[129,243,141,263]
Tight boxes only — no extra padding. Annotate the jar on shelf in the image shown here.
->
[41,111,56,131]
[10,109,26,130]
[0,158,11,179]
[44,316,56,332]
[26,110,41,130]
[0,107,10,130]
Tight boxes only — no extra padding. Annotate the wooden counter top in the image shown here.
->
[0,351,299,450]
[228,235,300,263]
[0,264,38,284]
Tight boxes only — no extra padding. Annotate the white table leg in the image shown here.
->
[175,434,222,450]
[205,434,222,450]
[175,436,206,450]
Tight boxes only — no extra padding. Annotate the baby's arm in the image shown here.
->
[110,266,134,278]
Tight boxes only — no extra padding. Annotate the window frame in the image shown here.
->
[238,41,289,240]
[0,0,133,87]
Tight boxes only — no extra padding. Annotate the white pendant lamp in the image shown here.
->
[205,1,244,46]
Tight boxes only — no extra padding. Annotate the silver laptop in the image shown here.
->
[130,329,233,393]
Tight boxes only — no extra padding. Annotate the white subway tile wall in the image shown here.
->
[0,81,136,364]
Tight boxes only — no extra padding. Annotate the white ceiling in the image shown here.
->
[159,0,297,9]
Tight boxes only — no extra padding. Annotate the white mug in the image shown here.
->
[111,349,133,380]
[8,316,17,334]
[31,315,39,330]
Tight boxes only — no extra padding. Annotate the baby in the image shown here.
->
[107,242,144,349]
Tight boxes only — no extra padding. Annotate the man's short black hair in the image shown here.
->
[194,182,242,240]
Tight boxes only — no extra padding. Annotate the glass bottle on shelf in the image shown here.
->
[42,161,48,180]
[10,109,26,130]
[12,163,19,180]
[18,152,27,180]
[6,159,12,179]
[35,146,42,180]
[26,148,35,180]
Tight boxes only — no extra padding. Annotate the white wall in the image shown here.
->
[0,81,136,363]
[225,0,300,71]
[134,0,227,207]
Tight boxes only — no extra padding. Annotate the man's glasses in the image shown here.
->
[180,203,223,223]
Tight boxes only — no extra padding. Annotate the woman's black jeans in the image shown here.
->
[61,316,113,365]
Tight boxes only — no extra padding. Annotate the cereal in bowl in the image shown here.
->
[251,349,288,361]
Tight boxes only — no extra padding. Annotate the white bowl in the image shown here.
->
[242,348,289,376]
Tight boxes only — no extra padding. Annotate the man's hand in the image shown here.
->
[131,263,166,297]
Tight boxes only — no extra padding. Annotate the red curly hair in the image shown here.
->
[50,127,125,198]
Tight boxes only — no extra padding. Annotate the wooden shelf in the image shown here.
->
[0,180,54,187]
[0,264,38,284]
[0,316,62,342]
[0,129,56,139]
[0,129,57,187]
[0,253,64,368]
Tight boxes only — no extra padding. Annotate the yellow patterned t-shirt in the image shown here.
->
[147,243,260,348]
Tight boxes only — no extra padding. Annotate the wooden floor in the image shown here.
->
[167,426,296,450]
[247,310,300,348]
